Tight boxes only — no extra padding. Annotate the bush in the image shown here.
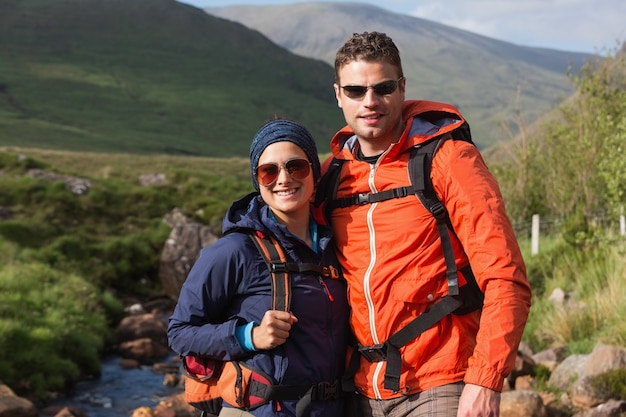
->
[588,369,626,401]
[0,262,109,398]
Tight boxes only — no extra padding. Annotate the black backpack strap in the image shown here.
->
[320,123,483,393]
[322,121,473,214]
[281,262,340,279]
[378,135,462,393]
[408,135,459,297]
[313,157,345,225]
[332,185,414,209]
[317,156,413,212]
[378,131,484,392]
[383,296,462,391]
[361,134,482,392]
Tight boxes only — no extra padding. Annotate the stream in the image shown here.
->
[47,355,181,416]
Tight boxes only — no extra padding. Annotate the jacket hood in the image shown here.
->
[330,100,466,161]
[222,191,265,235]
[222,192,333,252]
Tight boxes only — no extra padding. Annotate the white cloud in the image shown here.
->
[181,0,626,52]
[407,0,626,52]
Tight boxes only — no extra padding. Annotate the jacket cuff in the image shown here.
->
[235,322,257,351]
[464,365,506,392]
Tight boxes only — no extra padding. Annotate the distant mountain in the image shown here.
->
[0,0,344,156]
[0,0,599,158]
[206,2,596,148]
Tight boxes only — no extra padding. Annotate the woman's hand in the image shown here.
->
[251,310,299,350]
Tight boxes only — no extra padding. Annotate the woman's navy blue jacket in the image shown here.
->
[168,192,350,417]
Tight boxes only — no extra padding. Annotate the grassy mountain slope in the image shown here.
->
[206,2,596,148]
[0,0,344,156]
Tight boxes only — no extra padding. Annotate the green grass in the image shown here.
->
[0,0,344,157]
[588,369,626,401]
[0,146,256,398]
[522,233,626,354]
[0,260,115,398]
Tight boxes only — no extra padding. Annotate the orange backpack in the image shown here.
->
[182,230,340,415]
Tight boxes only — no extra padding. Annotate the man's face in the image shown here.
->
[334,60,405,156]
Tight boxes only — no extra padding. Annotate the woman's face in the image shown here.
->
[256,141,315,222]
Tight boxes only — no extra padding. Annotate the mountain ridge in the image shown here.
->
[206,2,596,147]
[0,0,597,156]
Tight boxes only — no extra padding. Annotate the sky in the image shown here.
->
[178,0,625,54]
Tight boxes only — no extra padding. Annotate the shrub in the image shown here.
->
[0,262,108,398]
[588,369,626,401]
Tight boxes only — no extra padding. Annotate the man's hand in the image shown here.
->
[251,310,298,350]
[457,384,500,417]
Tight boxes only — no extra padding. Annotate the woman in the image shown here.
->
[168,119,350,417]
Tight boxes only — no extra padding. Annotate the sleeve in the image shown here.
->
[432,139,532,391]
[167,236,250,361]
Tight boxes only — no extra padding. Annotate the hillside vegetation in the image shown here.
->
[0,0,344,156]
[495,51,626,353]
[0,149,253,398]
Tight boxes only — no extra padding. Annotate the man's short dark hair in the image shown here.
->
[334,31,403,82]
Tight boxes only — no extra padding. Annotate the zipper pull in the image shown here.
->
[319,277,335,302]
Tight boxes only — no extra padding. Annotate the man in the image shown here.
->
[319,31,532,416]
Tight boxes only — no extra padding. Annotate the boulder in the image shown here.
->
[118,338,170,363]
[158,208,218,300]
[549,354,588,391]
[115,313,168,346]
[501,390,547,417]
[0,383,37,417]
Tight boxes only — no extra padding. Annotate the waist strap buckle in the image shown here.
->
[358,343,387,362]
[312,380,339,400]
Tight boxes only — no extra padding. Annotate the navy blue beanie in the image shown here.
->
[249,119,321,191]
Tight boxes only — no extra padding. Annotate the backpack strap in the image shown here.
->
[249,231,340,311]
[249,232,292,312]
[383,296,463,391]
[332,185,414,209]
[247,231,343,414]
[185,229,341,415]
[408,134,460,297]
[382,134,481,392]
[313,157,344,225]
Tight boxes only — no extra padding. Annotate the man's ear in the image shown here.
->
[333,83,343,109]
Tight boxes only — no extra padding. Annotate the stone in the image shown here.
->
[118,338,170,363]
[583,344,626,378]
[549,354,588,391]
[501,390,547,417]
[115,313,168,346]
[158,208,218,300]
[0,383,37,417]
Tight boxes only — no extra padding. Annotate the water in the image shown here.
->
[48,355,181,417]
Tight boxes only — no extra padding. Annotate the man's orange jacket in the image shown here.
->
[320,100,532,399]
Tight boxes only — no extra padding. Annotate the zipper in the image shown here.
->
[318,277,335,302]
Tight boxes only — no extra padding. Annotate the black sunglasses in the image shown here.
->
[339,77,404,99]
[255,158,312,187]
